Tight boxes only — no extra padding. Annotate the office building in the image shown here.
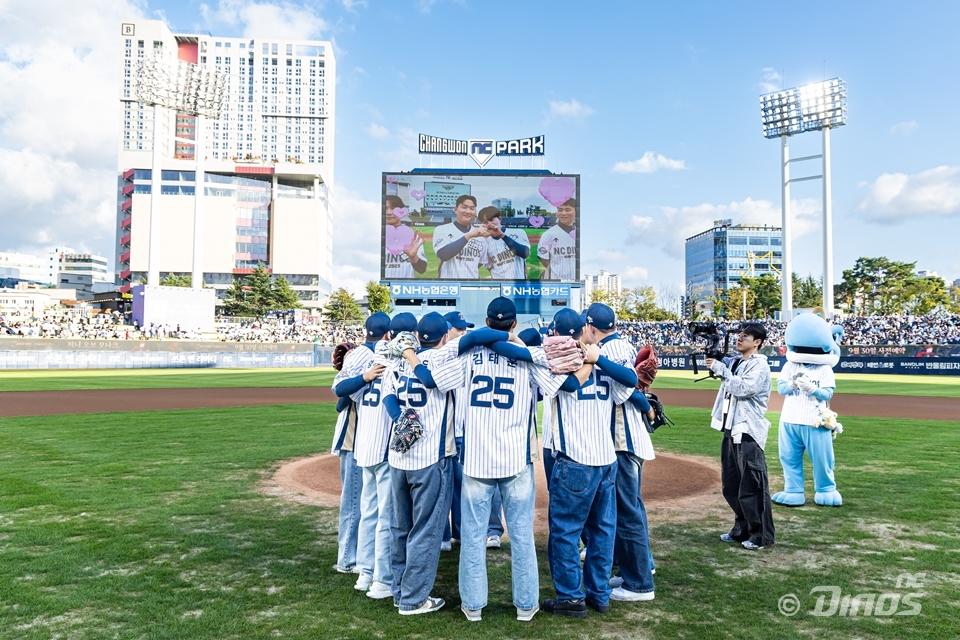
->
[116,20,336,307]
[685,219,782,307]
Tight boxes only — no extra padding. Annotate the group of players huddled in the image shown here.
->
[330,297,660,620]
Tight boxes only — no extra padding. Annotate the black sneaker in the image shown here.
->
[542,598,588,619]
[585,598,609,613]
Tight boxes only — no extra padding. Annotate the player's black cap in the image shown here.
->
[486,297,516,322]
[444,311,474,330]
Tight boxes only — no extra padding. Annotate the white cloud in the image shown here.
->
[201,0,328,40]
[889,120,919,136]
[376,127,419,171]
[857,166,960,223]
[621,266,649,282]
[547,99,595,120]
[341,0,367,11]
[612,152,686,174]
[626,197,821,259]
[366,123,391,139]
[331,187,381,296]
[0,0,146,259]
[758,67,782,93]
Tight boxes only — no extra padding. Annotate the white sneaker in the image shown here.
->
[354,573,373,591]
[516,604,539,622]
[366,581,393,599]
[440,540,452,552]
[608,576,624,588]
[461,605,482,622]
[486,535,501,549]
[611,587,655,602]
[399,596,445,615]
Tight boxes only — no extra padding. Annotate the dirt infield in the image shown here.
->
[263,452,721,535]
[2,386,957,420]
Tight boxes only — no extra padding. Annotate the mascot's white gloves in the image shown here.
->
[797,377,818,395]
[787,375,799,390]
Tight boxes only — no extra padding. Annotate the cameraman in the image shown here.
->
[704,322,775,550]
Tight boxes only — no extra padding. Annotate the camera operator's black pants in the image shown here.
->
[721,432,775,547]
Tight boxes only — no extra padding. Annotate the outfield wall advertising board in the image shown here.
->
[382,172,580,283]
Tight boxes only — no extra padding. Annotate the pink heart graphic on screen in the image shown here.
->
[410,190,426,201]
[386,224,414,255]
[538,177,576,207]
[528,216,545,228]
[569,229,576,241]
[386,176,398,183]
[394,207,410,220]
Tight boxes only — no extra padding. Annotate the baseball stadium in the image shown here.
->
[4,4,960,639]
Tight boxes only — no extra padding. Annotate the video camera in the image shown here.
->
[688,322,739,381]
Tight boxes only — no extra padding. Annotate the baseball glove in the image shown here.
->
[643,392,674,434]
[380,331,420,359]
[542,335,586,374]
[332,341,357,371]
[635,344,659,391]
[390,407,425,454]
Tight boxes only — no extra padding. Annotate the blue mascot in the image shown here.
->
[773,313,844,507]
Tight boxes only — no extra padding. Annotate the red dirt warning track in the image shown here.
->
[1,386,957,420]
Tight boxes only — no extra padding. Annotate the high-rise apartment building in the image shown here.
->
[117,20,335,307]
[584,269,622,300]
[685,219,782,308]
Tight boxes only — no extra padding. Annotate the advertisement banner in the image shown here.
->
[656,354,960,376]
[382,172,580,283]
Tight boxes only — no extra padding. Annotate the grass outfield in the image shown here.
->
[651,369,960,397]
[1,403,958,638]
[2,366,958,397]
[0,368,336,392]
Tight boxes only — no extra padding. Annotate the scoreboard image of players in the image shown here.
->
[381,171,581,283]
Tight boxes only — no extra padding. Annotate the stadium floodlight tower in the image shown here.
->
[759,78,846,318]
[133,54,227,289]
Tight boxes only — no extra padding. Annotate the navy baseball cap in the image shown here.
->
[443,311,475,330]
[545,321,555,336]
[418,312,448,343]
[518,328,542,347]
[365,312,391,339]
[487,297,517,322]
[390,312,418,335]
[585,303,616,331]
[553,308,584,338]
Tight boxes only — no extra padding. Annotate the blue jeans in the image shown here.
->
[443,437,504,542]
[336,450,363,571]
[390,457,454,611]
[356,462,394,585]
[459,465,539,610]
[547,456,618,605]
[543,448,556,491]
[613,452,654,594]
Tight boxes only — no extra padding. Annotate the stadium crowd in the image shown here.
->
[2,308,959,346]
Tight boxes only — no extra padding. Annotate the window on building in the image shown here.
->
[286,44,293,55]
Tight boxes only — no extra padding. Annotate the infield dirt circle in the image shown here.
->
[268,452,721,535]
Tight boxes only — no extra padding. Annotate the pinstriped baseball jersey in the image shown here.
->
[433,222,485,279]
[534,347,633,466]
[541,389,554,451]
[382,349,457,471]
[599,336,656,460]
[537,224,577,280]
[331,401,359,455]
[483,231,530,280]
[433,346,565,479]
[344,344,396,468]
[780,361,836,426]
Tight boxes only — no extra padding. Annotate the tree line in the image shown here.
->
[712,257,960,319]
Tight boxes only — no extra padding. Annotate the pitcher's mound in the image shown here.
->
[268,452,720,534]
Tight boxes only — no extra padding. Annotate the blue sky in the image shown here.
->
[2,0,959,295]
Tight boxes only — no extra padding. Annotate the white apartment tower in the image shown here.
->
[117,20,335,307]
[584,269,622,300]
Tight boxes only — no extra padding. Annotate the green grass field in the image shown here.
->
[1,394,958,638]
[3,366,958,397]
